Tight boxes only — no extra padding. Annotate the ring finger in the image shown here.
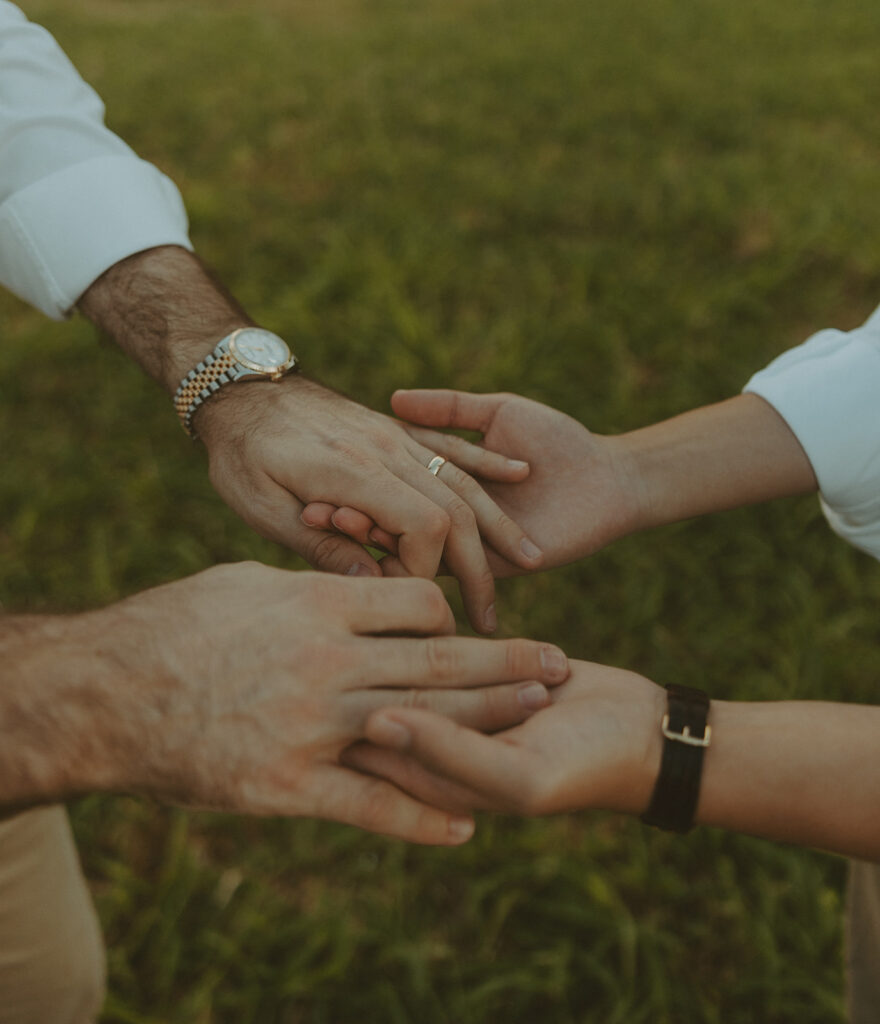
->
[396,453,499,632]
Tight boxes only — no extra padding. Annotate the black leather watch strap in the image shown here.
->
[641,684,712,834]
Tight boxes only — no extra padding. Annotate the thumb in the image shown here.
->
[391,389,504,434]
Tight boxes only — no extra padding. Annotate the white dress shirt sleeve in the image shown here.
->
[744,304,880,561]
[0,1,193,319]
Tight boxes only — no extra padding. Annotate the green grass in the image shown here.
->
[4,0,880,1019]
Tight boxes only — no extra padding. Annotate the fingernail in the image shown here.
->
[448,817,475,843]
[346,563,374,577]
[484,603,497,632]
[540,646,568,681]
[520,538,543,561]
[371,716,411,749]
[507,458,528,471]
[518,682,549,710]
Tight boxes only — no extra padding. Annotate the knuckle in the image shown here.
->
[372,431,399,457]
[300,571,346,612]
[296,636,351,682]
[400,688,429,711]
[445,498,476,532]
[422,636,461,680]
[422,508,451,542]
[410,579,452,625]
[304,530,351,571]
[503,638,535,678]
[471,686,503,725]
[490,507,516,536]
[474,565,496,593]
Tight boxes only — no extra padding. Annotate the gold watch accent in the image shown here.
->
[173,328,297,438]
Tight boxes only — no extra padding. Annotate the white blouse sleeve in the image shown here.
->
[744,304,880,560]
[0,1,192,319]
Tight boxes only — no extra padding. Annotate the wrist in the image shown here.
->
[617,395,818,533]
[174,327,299,438]
[77,245,254,394]
[583,674,665,817]
[640,684,713,832]
[617,422,697,533]
[597,433,655,543]
[621,681,666,816]
[192,369,323,447]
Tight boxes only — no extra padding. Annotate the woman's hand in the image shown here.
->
[342,660,665,819]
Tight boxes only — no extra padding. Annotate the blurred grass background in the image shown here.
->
[3,0,880,1020]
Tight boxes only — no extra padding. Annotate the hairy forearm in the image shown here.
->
[690,699,880,860]
[76,245,253,393]
[0,611,137,810]
[0,600,188,812]
[620,393,818,532]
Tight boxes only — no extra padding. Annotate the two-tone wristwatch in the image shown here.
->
[173,327,298,438]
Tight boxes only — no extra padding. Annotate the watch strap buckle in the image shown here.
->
[661,714,712,748]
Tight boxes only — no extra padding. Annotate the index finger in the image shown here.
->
[351,635,570,690]
[339,577,456,636]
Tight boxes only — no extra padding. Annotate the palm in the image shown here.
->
[351,660,662,819]
[489,664,656,812]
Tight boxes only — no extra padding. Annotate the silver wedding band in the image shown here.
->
[426,455,447,476]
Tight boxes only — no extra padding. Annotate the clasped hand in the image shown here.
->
[103,563,570,844]
[344,661,665,823]
[196,378,549,633]
[300,387,642,577]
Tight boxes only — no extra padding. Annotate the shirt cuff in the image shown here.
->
[0,153,193,319]
[743,312,880,558]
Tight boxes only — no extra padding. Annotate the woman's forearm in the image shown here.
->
[694,699,880,860]
[621,393,819,533]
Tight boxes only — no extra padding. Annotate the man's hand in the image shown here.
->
[78,248,545,634]
[342,661,664,819]
[302,389,642,576]
[196,378,545,631]
[0,564,570,844]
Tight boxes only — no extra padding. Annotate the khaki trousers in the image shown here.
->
[0,806,105,1023]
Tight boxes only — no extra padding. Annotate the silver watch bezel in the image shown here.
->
[227,328,294,375]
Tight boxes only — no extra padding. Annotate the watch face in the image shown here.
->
[229,329,291,372]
